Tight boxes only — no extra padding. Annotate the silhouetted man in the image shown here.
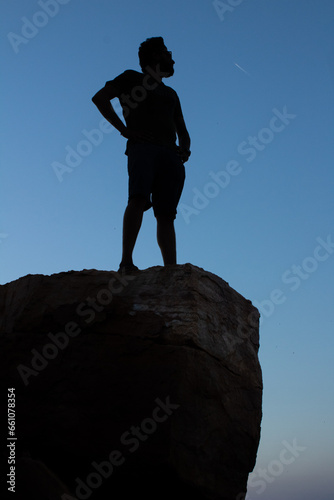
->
[92,37,191,273]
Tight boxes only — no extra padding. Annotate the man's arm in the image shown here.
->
[92,86,152,142]
[92,87,128,136]
[175,112,191,162]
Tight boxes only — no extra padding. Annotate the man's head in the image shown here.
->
[138,37,175,77]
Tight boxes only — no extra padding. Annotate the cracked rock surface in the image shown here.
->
[1,263,262,500]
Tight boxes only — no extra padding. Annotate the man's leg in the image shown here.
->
[156,215,177,265]
[120,196,147,267]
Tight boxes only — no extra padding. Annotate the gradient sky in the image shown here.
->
[1,1,334,498]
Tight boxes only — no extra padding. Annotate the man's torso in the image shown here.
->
[105,70,181,150]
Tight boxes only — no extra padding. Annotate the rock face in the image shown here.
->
[0,264,262,500]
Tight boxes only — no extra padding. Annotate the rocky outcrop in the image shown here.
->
[0,264,262,500]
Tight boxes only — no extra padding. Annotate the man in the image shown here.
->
[92,37,191,273]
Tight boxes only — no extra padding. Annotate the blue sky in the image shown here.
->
[1,0,334,498]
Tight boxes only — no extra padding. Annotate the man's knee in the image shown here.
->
[156,213,175,225]
[128,195,148,210]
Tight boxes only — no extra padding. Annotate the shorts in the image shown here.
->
[127,142,185,219]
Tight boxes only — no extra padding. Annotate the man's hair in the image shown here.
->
[138,37,166,72]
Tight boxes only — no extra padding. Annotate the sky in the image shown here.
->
[1,0,334,498]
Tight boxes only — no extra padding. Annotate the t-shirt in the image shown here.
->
[104,70,183,151]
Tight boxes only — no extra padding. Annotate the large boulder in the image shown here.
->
[0,264,262,499]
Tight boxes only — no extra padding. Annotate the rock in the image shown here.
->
[0,263,262,500]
